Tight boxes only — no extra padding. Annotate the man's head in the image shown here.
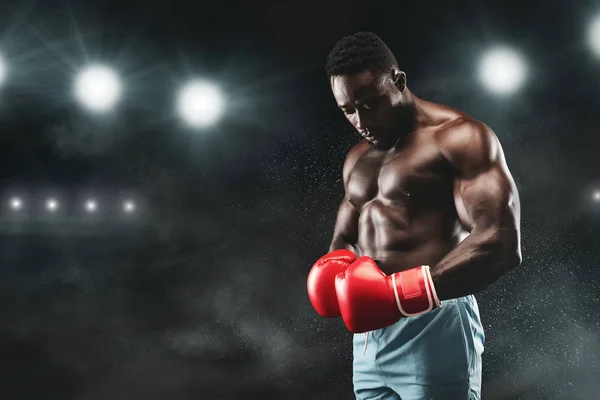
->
[326,32,408,147]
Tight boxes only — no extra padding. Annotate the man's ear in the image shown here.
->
[393,70,407,92]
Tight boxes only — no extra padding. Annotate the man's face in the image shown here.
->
[330,69,401,146]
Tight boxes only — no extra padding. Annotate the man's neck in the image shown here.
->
[397,89,430,130]
[377,94,425,151]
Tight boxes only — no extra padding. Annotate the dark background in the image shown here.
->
[0,0,598,399]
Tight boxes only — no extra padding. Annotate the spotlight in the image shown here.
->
[9,197,22,210]
[85,199,97,212]
[46,198,59,212]
[478,47,527,95]
[587,15,600,58]
[177,80,224,127]
[74,64,122,112]
[0,53,6,87]
[123,200,136,213]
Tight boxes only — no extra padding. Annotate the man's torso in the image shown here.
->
[347,104,472,275]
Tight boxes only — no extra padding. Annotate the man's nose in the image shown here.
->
[354,111,372,130]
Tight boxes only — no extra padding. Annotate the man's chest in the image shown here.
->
[347,144,455,210]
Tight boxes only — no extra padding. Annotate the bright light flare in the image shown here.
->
[587,15,600,58]
[177,80,224,127]
[0,54,6,87]
[46,198,59,212]
[85,199,97,212]
[75,64,121,112]
[478,47,527,95]
[123,200,136,213]
[9,197,22,210]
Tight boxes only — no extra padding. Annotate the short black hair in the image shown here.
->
[326,32,398,78]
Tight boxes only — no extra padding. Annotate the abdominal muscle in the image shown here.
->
[355,201,467,275]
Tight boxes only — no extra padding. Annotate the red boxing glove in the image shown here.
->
[307,249,357,317]
[335,256,441,333]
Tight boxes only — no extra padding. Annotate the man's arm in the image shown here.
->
[306,144,365,319]
[329,142,368,253]
[431,119,522,300]
[329,197,359,252]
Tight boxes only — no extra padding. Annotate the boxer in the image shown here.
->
[308,32,522,400]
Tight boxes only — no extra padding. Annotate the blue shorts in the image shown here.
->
[352,295,485,400]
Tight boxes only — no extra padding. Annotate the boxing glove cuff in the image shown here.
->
[391,265,442,317]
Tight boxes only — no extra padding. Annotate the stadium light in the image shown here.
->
[75,64,121,112]
[177,80,224,127]
[588,14,600,58]
[46,198,59,212]
[9,197,22,210]
[123,200,136,213]
[0,54,6,87]
[85,199,97,212]
[478,47,527,95]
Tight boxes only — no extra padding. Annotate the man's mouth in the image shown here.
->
[365,136,378,145]
[361,131,375,139]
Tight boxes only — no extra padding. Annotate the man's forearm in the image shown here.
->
[430,228,521,300]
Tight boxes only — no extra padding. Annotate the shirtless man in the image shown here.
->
[307,32,522,400]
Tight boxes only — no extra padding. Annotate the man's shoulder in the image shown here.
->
[342,140,370,168]
[342,140,371,184]
[434,116,500,173]
[347,139,371,160]
[436,115,493,143]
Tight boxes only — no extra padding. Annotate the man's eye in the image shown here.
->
[363,100,379,110]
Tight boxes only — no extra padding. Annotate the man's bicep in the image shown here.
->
[442,119,520,233]
[329,196,360,252]
[456,162,520,233]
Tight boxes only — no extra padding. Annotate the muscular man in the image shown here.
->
[307,32,522,400]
